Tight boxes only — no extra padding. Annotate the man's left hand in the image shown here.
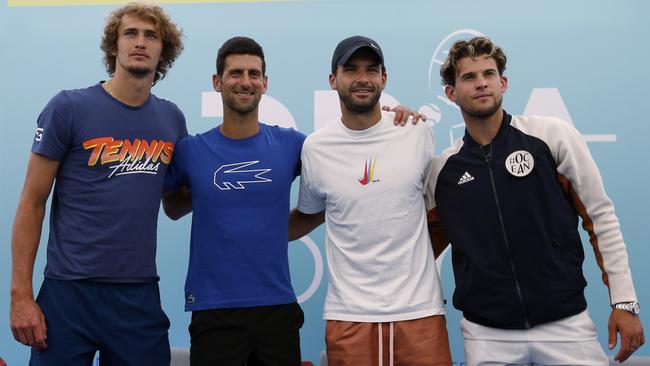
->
[382,105,427,126]
[608,309,645,362]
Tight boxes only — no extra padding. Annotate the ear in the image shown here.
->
[329,73,337,90]
[444,85,456,102]
[212,74,222,92]
[500,75,508,94]
[380,72,387,91]
[261,75,268,94]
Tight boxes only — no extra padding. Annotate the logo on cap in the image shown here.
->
[505,150,534,177]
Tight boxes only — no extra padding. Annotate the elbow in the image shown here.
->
[163,208,179,221]
[162,204,183,221]
[162,188,191,221]
[288,231,301,242]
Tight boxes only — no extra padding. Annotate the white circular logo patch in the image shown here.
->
[505,150,534,177]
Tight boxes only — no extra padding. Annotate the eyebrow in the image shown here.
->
[459,71,475,78]
[122,27,158,34]
[460,68,497,77]
[227,67,262,74]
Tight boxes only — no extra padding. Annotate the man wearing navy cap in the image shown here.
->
[290,36,452,366]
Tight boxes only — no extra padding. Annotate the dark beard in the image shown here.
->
[339,90,381,114]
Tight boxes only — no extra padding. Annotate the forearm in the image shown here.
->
[162,186,192,220]
[11,153,58,301]
[11,199,46,301]
[585,207,636,304]
[427,207,450,258]
[288,208,324,241]
[10,203,50,350]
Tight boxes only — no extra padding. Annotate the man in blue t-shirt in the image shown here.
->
[164,37,421,366]
[165,36,306,366]
[9,3,186,365]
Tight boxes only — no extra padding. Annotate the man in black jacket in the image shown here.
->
[426,36,644,365]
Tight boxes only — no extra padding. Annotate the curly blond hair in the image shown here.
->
[100,2,183,84]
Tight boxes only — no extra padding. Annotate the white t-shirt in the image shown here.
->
[298,112,445,322]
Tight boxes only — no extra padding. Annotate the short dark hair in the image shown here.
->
[216,37,266,77]
[100,2,183,85]
[440,36,507,86]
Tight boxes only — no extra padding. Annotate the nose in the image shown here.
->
[475,75,488,89]
[239,72,253,88]
[135,34,146,49]
[351,72,372,88]
[357,70,372,82]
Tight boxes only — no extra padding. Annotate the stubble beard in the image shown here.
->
[126,65,155,78]
[223,93,260,115]
[117,55,156,79]
[462,95,503,119]
[339,88,381,114]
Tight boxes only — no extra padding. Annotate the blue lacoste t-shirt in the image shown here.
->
[32,83,187,282]
[167,123,305,310]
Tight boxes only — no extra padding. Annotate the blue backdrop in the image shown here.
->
[1,0,649,364]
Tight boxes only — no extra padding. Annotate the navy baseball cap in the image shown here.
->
[331,35,384,72]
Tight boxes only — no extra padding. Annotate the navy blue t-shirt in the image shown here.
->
[32,83,187,282]
[167,123,305,311]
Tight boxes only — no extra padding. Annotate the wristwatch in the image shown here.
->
[613,301,640,315]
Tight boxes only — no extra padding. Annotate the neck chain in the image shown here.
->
[104,80,114,98]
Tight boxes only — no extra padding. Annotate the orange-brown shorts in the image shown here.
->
[325,314,452,366]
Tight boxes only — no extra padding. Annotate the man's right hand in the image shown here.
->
[10,296,48,351]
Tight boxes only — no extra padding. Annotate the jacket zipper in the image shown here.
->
[482,144,531,329]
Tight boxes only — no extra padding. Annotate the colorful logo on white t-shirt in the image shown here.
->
[358,157,379,185]
[83,137,174,178]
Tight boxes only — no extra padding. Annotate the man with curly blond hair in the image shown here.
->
[10,3,186,365]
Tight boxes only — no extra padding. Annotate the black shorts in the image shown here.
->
[189,302,304,366]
